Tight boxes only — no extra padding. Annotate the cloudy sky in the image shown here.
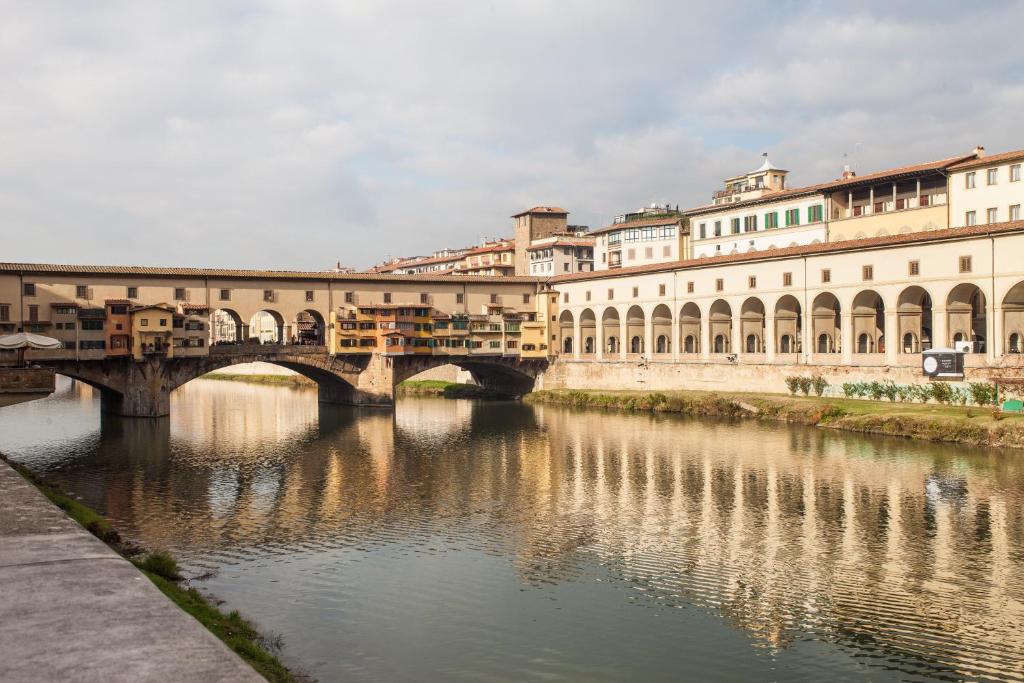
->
[2,1,1022,270]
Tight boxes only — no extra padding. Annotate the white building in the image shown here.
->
[592,206,688,271]
[947,148,1024,228]
[527,236,594,276]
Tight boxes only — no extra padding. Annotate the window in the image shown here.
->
[987,207,998,224]
[140,318,149,327]
[23,283,35,296]
[420,293,429,304]
[959,255,972,273]
[159,318,167,326]
[987,168,998,185]
[808,204,823,223]
[490,294,498,304]
[456,293,464,304]
[909,260,920,276]
[1011,204,1021,221]
[785,208,800,226]
[76,285,88,298]
[748,275,756,289]
[174,288,186,301]
[663,245,671,257]
[632,286,639,298]
[714,221,722,237]
[862,265,873,281]
[965,210,977,226]
[1011,164,1021,182]
[644,247,653,259]
[965,172,976,189]
[607,288,614,300]
[658,284,666,296]
[585,291,591,301]
[306,290,315,302]
[783,272,792,287]
[744,215,757,232]
[384,292,392,304]
[27,305,38,322]
[715,278,724,292]
[127,287,138,299]
[699,223,707,239]
[731,218,741,234]
[764,212,779,229]
[0,305,8,321]
[563,292,569,303]
[821,269,831,283]
[627,248,636,260]
[522,294,530,304]
[563,263,570,272]
[80,320,103,331]
[687,281,694,294]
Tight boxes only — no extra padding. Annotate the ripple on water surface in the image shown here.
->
[1,376,1023,682]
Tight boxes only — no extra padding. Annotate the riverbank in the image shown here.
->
[525,389,1024,450]
[395,380,493,399]
[202,372,315,387]
[0,454,300,682]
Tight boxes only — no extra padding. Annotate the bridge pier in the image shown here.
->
[100,385,170,418]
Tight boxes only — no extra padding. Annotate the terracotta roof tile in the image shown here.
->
[551,219,1024,283]
[589,216,685,237]
[526,239,595,250]
[946,149,1024,171]
[512,206,568,217]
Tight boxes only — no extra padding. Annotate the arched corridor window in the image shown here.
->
[714,334,727,353]
[563,337,573,354]
[656,335,668,354]
[1010,333,1022,353]
[745,334,758,353]
[817,333,831,354]
[607,336,618,353]
[630,336,643,354]
[584,337,594,353]
[780,335,791,353]
[684,335,696,353]
[902,332,918,354]
[857,333,871,353]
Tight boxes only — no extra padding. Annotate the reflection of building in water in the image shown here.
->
[92,392,1024,680]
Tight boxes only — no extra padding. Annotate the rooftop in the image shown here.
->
[947,148,1024,171]
[512,206,568,217]
[590,215,685,237]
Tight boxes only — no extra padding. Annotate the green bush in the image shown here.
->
[930,382,953,405]
[866,381,885,401]
[785,376,801,395]
[880,380,899,402]
[969,382,996,407]
[911,384,933,403]
[797,377,813,395]
[140,551,182,581]
[811,376,828,397]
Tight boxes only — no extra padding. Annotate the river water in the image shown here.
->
[1,376,1023,682]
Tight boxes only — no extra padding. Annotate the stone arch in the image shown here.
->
[602,307,620,354]
[774,295,802,354]
[812,292,841,354]
[579,308,596,355]
[946,283,986,351]
[852,289,885,354]
[626,305,645,355]
[558,310,574,354]
[296,309,326,346]
[249,309,285,344]
[1001,280,1024,354]
[709,299,732,354]
[740,297,765,353]
[212,308,244,344]
[679,302,701,354]
[652,304,672,355]
[897,286,932,353]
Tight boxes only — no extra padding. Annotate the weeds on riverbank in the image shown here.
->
[201,372,315,387]
[2,454,298,683]
[396,380,496,399]
[525,389,1024,450]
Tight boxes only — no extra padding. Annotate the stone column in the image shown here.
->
[841,312,854,365]
[644,316,654,358]
[731,313,741,355]
[596,318,604,360]
[932,306,948,349]
[573,318,581,359]
[765,315,776,363]
[701,322,710,361]
[671,316,681,361]
[801,311,812,363]
[619,316,628,359]
[884,310,898,367]
[991,305,1003,361]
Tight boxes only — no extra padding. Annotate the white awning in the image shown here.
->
[0,332,63,350]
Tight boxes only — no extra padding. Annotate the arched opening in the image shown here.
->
[1001,281,1024,355]
[714,334,727,353]
[897,286,932,354]
[679,303,701,354]
[211,308,243,345]
[625,306,645,355]
[946,283,986,351]
[296,309,326,346]
[652,304,672,355]
[558,310,574,354]
[740,297,765,353]
[774,295,802,354]
[249,310,285,344]
[812,293,841,354]
[579,308,596,355]
[708,299,732,354]
[852,290,885,354]
[602,307,620,355]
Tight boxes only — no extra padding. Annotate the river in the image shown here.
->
[1,376,1022,682]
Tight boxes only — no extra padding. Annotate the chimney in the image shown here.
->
[841,164,856,180]
[973,145,985,158]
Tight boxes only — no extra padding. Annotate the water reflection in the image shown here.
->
[1,376,1023,682]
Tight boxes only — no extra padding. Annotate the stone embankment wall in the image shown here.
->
[537,359,1009,396]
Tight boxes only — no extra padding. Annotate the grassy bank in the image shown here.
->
[525,389,1024,450]
[3,455,298,683]
[396,379,494,399]
[201,372,315,387]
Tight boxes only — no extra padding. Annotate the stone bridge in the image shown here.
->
[37,345,548,417]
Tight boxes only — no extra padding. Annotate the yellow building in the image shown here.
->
[521,288,558,358]
[130,304,176,360]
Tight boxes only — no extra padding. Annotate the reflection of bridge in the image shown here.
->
[39,344,548,416]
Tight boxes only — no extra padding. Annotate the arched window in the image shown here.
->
[817,333,831,354]
[1010,333,1021,353]
[656,335,668,354]
[902,332,917,354]
[563,337,573,354]
[607,336,618,353]
[684,335,695,353]
[584,337,594,353]
[714,334,726,353]
[631,336,643,354]
[857,333,870,353]
[745,334,757,353]
[780,335,792,353]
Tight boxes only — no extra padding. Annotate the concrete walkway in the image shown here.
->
[0,460,264,682]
